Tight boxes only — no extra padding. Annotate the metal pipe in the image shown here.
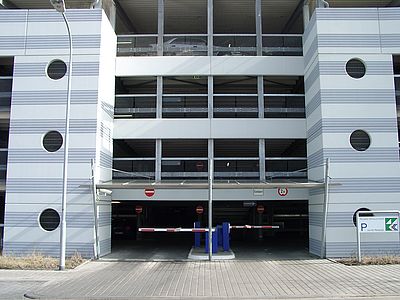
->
[320,158,330,258]
[208,139,213,261]
[91,159,100,259]
[59,11,72,271]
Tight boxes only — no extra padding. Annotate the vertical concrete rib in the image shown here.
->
[208,76,213,119]
[207,0,213,56]
[255,0,262,56]
[157,76,162,118]
[157,0,164,56]
[259,139,266,181]
[156,139,162,182]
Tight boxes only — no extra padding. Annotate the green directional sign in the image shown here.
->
[385,218,398,232]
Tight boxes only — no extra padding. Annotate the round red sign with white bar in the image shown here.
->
[277,187,288,197]
[144,188,155,197]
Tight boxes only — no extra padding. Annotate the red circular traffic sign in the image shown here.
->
[196,205,204,214]
[256,204,264,214]
[277,187,288,197]
[144,188,155,197]
[135,205,143,214]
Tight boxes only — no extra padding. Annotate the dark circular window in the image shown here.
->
[39,208,60,231]
[350,130,370,151]
[346,59,366,79]
[47,60,67,80]
[43,131,63,152]
[353,208,373,227]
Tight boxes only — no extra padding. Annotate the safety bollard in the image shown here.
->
[205,230,218,254]
[217,225,223,247]
[222,222,230,251]
[194,221,201,248]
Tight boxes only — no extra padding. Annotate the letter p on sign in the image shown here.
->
[361,223,367,231]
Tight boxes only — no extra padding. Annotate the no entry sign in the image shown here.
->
[256,205,264,214]
[135,205,143,214]
[196,161,204,171]
[196,205,204,214]
[277,187,288,197]
[144,188,155,197]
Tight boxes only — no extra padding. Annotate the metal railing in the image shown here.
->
[161,158,208,178]
[112,158,155,179]
[117,35,158,56]
[213,34,257,56]
[264,94,305,118]
[114,95,156,118]
[265,158,307,178]
[163,34,208,56]
[262,34,303,56]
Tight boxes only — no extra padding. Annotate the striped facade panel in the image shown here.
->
[322,148,399,163]
[0,10,28,22]
[378,8,400,20]
[6,178,92,194]
[309,238,321,256]
[5,211,94,228]
[309,211,323,227]
[317,35,381,48]
[304,37,318,67]
[305,91,321,117]
[26,35,101,50]
[27,9,102,22]
[0,36,25,50]
[320,118,397,134]
[309,188,324,196]
[99,238,111,256]
[308,149,324,169]
[315,8,378,21]
[304,62,320,91]
[319,61,393,76]
[100,151,112,169]
[318,89,395,104]
[11,90,99,105]
[326,241,400,258]
[9,119,98,134]
[7,148,96,163]
[307,119,322,143]
[3,242,94,258]
[326,212,354,228]
[98,212,111,227]
[101,101,114,119]
[380,35,400,48]
[13,62,100,77]
[330,177,400,194]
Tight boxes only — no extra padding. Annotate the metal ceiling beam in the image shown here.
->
[387,0,400,6]
[0,0,18,8]
[114,0,138,33]
[282,0,304,33]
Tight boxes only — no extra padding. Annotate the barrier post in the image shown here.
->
[217,225,223,247]
[194,221,201,248]
[222,222,230,251]
[212,229,218,253]
[205,231,209,253]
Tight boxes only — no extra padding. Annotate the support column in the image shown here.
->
[207,0,213,56]
[208,76,213,119]
[157,0,164,56]
[259,139,266,181]
[303,2,310,30]
[156,139,162,182]
[156,76,162,118]
[257,76,264,118]
[255,0,262,56]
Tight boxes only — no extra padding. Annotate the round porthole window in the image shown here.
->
[346,59,366,79]
[353,208,373,227]
[43,131,63,152]
[39,208,60,231]
[350,130,370,151]
[47,59,67,80]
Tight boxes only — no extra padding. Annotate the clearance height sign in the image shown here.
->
[358,217,399,232]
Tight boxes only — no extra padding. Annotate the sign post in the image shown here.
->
[356,210,400,262]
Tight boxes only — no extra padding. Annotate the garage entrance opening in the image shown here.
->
[105,200,310,260]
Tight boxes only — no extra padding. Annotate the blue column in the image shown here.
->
[222,222,230,251]
[205,230,218,254]
[217,225,223,247]
[194,221,201,248]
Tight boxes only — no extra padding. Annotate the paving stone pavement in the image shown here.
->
[7,259,398,299]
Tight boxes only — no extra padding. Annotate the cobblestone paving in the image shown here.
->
[17,259,400,299]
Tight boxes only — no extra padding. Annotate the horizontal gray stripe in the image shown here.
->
[307,119,322,143]
[3,241,94,258]
[309,238,321,256]
[100,151,112,168]
[7,148,96,163]
[379,8,400,20]
[26,35,101,49]
[316,8,378,20]
[0,36,25,49]
[14,62,99,77]
[5,211,94,228]
[309,188,324,196]
[305,62,320,91]
[326,241,400,258]
[98,212,111,227]
[101,101,114,119]
[318,34,380,48]
[27,9,102,22]
[99,238,111,256]
[381,34,400,47]
[330,177,400,193]
[308,149,324,169]
[319,61,393,75]
[305,91,321,117]
[12,90,99,105]
[6,178,92,194]
[9,119,97,134]
[309,212,323,227]
[304,36,318,67]
[319,89,395,104]
[0,11,27,22]
[323,147,399,163]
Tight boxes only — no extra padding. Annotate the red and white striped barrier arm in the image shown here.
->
[139,227,214,233]
[230,225,279,229]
